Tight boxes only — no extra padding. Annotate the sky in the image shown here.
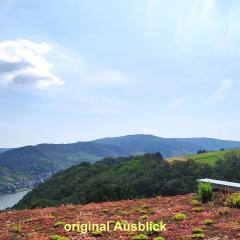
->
[0,0,240,147]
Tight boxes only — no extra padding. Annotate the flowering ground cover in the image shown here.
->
[0,193,239,240]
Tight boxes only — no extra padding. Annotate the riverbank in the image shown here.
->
[0,190,30,210]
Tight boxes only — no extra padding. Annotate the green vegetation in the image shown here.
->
[198,182,213,203]
[14,151,240,210]
[191,207,205,212]
[92,230,102,236]
[225,192,240,208]
[50,235,70,240]
[192,228,204,234]
[131,234,148,240]
[1,135,240,185]
[189,199,201,206]
[168,149,240,166]
[203,219,214,225]
[173,213,187,221]
[191,233,205,239]
[153,237,165,240]
[54,221,65,227]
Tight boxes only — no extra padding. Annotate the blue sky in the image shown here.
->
[0,0,240,147]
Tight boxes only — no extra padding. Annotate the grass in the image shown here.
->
[167,149,240,166]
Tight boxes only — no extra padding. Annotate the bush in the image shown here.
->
[50,236,70,240]
[131,234,148,240]
[225,193,240,208]
[54,222,65,227]
[192,228,204,234]
[140,214,148,220]
[92,230,102,236]
[153,237,165,240]
[191,233,205,239]
[191,207,205,212]
[189,199,201,206]
[173,213,187,221]
[198,182,213,203]
[203,219,214,225]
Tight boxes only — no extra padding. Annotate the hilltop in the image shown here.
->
[1,193,239,240]
[1,134,240,186]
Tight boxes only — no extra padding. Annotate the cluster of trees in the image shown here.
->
[197,149,208,154]
[14,151,240,210]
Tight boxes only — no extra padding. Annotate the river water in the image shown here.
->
[0,190,29,210]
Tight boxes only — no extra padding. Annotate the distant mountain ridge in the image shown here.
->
[0,148,11,153]
[0,134,240,185]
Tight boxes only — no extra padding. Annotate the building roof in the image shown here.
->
[197,178,240,188]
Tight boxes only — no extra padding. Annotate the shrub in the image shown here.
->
[191,233,205,239]
[225,193,240,208]
[153,237,165,240]
[50,236,70,240]
[173,213,187,221]
[54,221,65,227]
[191,207,205,212]
[131,234,148,240]
[147,222,159,236]
[192,228,204,234]
[140,214,148,220]
[189,199,201,206]
[203,219,214,225]
[198,182,213,203]
[92,230,102,236]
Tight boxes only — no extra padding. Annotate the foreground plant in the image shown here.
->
[50,235,70,240]
[131,234,148,240]
[225,192,240,208]
[198,182,213,203]
[173,213,187,221]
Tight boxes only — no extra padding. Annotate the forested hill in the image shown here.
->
[1,134,240,185]
[14,150,240,210]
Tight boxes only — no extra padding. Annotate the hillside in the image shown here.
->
[14,151,240,210]
[1,134,240,185]
[167,149,240,166]
[1,193,240,240]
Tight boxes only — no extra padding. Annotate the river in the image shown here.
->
[0,190,30,210]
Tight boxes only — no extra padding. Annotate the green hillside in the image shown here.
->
[14,150,240,210]
[167,149,240,165]
[1,135,240,186]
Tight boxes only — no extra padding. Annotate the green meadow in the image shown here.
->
[167,149,240,166]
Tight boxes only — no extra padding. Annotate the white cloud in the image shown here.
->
[208,79,232,103]
[0,39,64,89]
